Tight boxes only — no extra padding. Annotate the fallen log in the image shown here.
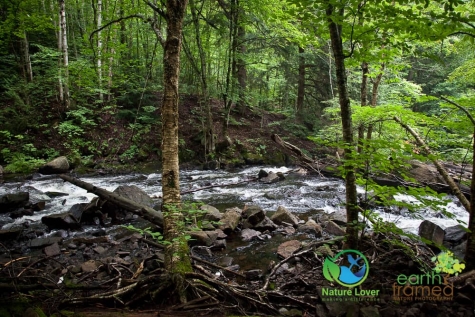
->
[59,174,163,226]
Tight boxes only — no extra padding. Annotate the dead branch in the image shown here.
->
[393,116,471,213]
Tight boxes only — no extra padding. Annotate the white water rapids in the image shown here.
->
[0,166,469,235]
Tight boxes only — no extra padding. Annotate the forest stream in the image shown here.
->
[0,166,469,272]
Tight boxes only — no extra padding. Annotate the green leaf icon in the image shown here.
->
[323,257,341,283]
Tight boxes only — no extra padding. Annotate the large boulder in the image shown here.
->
[444,225,467,243]
[39,156,70,174]
[218,207,242,234]
[418,220,445,246]
[113,185,154,207]
[0,192,29,213]
[270,206,300,227]
[277,240,301,258]
[241,205,266,227]
[407,160,444,184]
[298,219,323,237]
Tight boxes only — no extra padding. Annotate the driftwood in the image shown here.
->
[59,174,163,226]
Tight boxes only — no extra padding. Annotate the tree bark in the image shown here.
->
[326,2,359,249]
[296,46,305,116]
[97,0,103,101]
[357,61,369,153]
[59,0,70,109]
[161,0,192,302]
[58,174,163,226]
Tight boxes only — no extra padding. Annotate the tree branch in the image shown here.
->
[440,96,475,126]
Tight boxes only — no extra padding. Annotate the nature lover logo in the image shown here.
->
[321,249,380,302]
[323,249,369,287]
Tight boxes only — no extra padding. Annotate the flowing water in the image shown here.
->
[0,166,470,271]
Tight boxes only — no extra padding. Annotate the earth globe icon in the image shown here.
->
[323,249,369,287]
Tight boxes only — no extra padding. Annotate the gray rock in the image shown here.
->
[186,230,217,246]
[242,205,265,226]
[444,224,467,243]
[270,206,300,227]
[218,207,242,234]
[200,204,223,222]
[241,228,261,241]
[452,240,466,259]
[113,185,154,207]
[44,242,61,256]
[324,220,346,236]
[39,156,69,174]
[277,240,301,258]
[418,220,445,245]
[252,216,277,231]
[0,192,29,213]
[29,237,62,248]
[42,212,80,230]
[259,171,280,184]
[298,219,323,237]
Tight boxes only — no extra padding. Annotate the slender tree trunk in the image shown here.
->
[22,31,33,82]
[97,0,103,101]
[190,0,214,159]
[296,46,305,116]
[466,127,475,269]
[357,61,368,153]
[59,0,70,109]
[161,0,191,303]
[326,2,359,249]
[236,23,247,114]
[366,64,384,141]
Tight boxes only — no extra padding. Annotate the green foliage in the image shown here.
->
[432,251,465,275]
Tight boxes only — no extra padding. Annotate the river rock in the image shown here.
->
[298,219,323,237]
[0,192,29,213]
[29,237,62,248]
[444,224,467,243]
[39,156,69,174]
[259,171,280,184]
[113,185,154,207]
[44,242,61,257]
[10,208,34,219]
[258,169,268,179]
[200,204,223,222]
[186,230,217,246]
[360,306,379,317]
[418,220,444,245]
[241,228,261,241]
[270,206,300,227]
[324,220,346,236]
[0,228,23,241]
[252,216,277,231]
[41,212,80,230]
[277,240,301,258]
[242,205,265,226]
[408,160,444,184]
[218,207,242,234]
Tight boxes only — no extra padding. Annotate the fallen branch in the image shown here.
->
[59,174,163,226]
[393,116,471,213]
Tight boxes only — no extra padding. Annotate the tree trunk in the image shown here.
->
[357,61,369,153]
[58,174,163,226]
[296,46,305,116]
[236,23,247,114]
[466,127,475,269]
[326,2,359,249]
[59,0,70,109]
[161,0,192,303]
[97,0,103,101]
[190,0,215,160]
[366,64,384,141]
